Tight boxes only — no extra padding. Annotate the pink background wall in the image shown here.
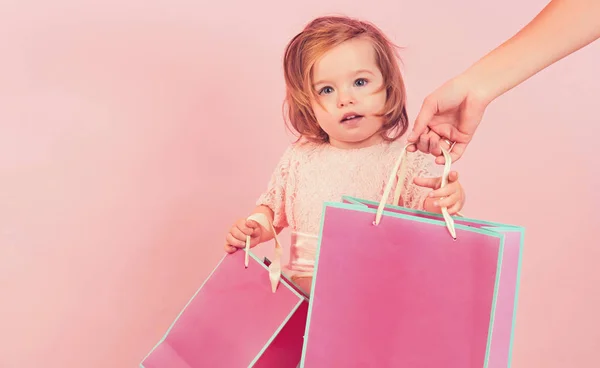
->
[1,0,598,367]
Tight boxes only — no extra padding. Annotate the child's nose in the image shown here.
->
[337,92,355,108]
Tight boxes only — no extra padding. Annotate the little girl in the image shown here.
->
[224,15,466,294]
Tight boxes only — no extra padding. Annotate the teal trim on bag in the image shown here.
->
[341,195,368,206]
[341,195,523,229]
[484,233,505,368]
[300,201,506,368]
[140,251,305,367]
[508,229,525,367]
[481,226,526,368]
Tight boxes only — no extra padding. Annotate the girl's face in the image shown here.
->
[310,37,387,149]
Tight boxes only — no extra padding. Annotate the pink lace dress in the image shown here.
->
[256,138,440,293]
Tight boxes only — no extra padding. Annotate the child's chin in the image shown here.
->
[339,131,383,145]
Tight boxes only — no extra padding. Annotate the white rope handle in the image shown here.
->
[374,144,457,239]
[244,212,282,293]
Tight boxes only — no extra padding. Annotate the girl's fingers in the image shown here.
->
[435,191,460,209]
[224,243,238,253]
[245,220,259,230]
[237,223,254,236]
[414,176,440,189]
[429,182,457,198]
[226,232,245,248]
[447,200,463,215]
[231,225,250,241]
[249,236,261,247]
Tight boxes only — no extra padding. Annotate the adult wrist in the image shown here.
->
[453,69,496,109]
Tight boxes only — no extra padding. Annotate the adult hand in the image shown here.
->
[407,0,600,164]
[407,76,489,165]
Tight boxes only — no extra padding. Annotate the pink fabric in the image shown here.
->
[141,251,307,368]
[301,204,502,367]
[352,200,523,367]
[256,138,439,279]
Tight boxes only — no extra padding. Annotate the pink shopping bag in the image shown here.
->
[141,238,309,368]
[342,195,524,368]
[300,146,517,368]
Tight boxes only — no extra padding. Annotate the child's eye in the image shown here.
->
[354,78,368,87]
[319,86,334,95]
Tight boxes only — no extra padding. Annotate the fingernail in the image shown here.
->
[434,201,439,207]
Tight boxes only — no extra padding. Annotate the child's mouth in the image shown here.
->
[341,114,364,123]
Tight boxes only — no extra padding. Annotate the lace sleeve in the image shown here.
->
[255,145,293,229]
[400,151,441,211]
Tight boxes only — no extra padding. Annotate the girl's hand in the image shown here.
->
[414,171,465,215]
[224,218,262,253]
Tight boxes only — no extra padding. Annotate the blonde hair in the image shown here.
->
[282,15,409,143]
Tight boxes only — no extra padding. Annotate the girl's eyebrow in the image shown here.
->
[313,69,375,87]
[353,69,375,76]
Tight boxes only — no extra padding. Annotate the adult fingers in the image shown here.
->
[416,127,431,154]
[408,95,438,143]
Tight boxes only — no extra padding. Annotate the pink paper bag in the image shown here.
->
[342,195,524,368]
[300,203,503,368]
[141,250,309,368]
[300,146,515,368]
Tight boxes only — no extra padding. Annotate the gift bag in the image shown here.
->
[300,146,522,368]
[141,214,309,368]
[341,196,524,368]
